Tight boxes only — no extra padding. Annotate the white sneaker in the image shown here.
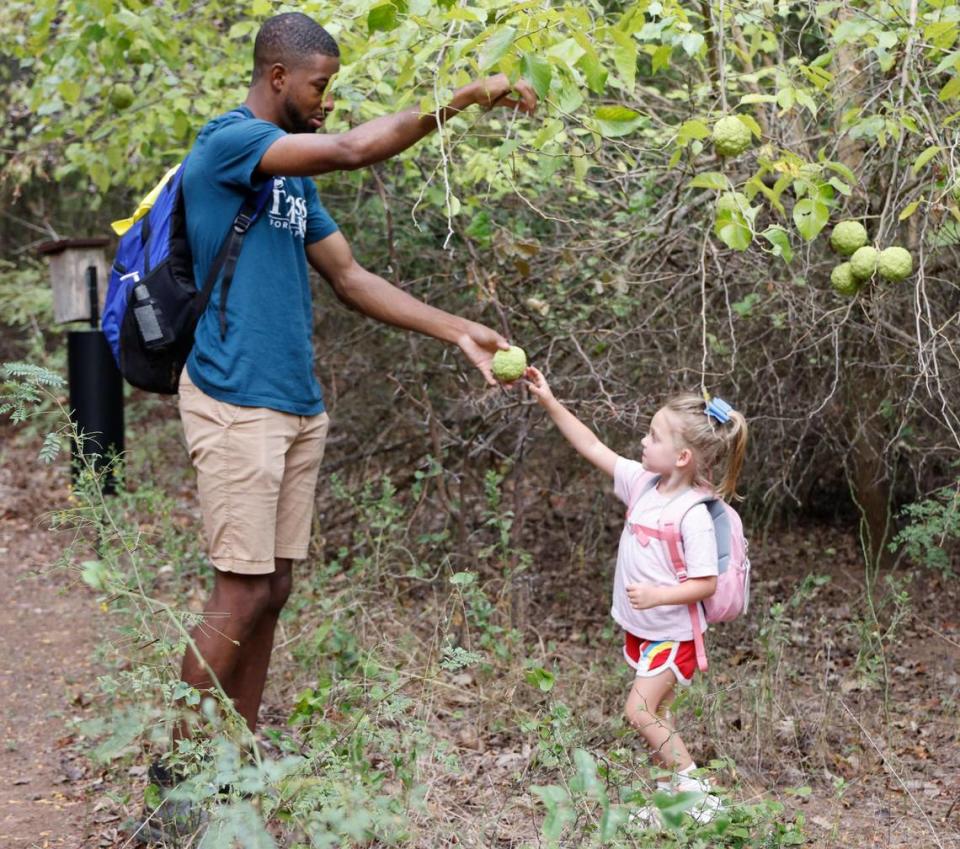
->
[675,777,723,824]
[628,781,674,830]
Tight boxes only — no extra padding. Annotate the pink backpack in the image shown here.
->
[625,472,750,672]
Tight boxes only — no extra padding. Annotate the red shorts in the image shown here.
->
[624,632,697,686]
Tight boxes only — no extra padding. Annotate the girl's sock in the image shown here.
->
[656,762,698,794]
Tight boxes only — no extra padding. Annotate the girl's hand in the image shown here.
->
[626,583,663,610]
[524,366,555,406]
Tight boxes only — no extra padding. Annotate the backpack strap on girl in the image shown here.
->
[656,488,716,672]
[624,470,660,520]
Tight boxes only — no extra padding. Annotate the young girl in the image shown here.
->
[524,366,748,824]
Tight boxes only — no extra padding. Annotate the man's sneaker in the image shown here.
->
[127,759,207,847]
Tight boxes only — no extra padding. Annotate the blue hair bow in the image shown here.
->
[705,397,733,424]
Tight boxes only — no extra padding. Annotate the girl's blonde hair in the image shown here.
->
[662,393,748,501]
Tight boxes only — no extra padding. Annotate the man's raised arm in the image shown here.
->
[258,73,536,177]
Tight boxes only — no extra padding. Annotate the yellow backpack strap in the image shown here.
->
[111,163,183,236]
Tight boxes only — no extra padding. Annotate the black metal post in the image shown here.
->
[67,266,124,494]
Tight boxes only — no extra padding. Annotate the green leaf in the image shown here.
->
[595,105,639,122]
[737,112,763,139]
[912,145,941,174]
[716,218,752,251]
[531,785,574,841]
[577,52,608,94]
[251,0,272,15]
[733,292,761,317]
[449,571,476,587]
[654,790,701,828]
[58,79,82,104]
[81,560,110,591]
[934,49,960,75]
[651,43,672,74]
[792,198,830,240]
[739,93,777,105]
[795,89,818,115]
[521,52,552,99]
[547,37,585,66]
[466,210,492,245]
[367,3,399,33]
[777,86,796,111]
[677,119,711,145]
[600,805,628,840]
[689,171,729,190]
[594,106,643,138]
[939,74,960,102]
[899,200,920,221]
[570,749,603,797]
[822,159,857,184]
[762,226,794,262]
[525,666,556,692]
[144,783,163,809]
[479,26,516,69]
[611,32,637,89]
[228,21,257,39]
[534,118,565,148]
[827,176,851,196]
[798,62,833,89]
[925,20,959,49]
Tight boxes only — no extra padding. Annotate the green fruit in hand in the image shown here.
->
[491,346,527,383]
[849,246,879,280]
[830,220,868,256]
[877,246,913,282]
[830,262,859,296]
[110,83,135,110]
[716,192,750,215]
[712,116,752,157]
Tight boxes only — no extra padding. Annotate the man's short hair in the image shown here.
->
[252,13,340,81]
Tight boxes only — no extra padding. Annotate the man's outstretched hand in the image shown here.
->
[457,324,511,387]
[469,74,537,115]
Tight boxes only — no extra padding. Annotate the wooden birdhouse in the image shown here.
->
[37,238,111,325]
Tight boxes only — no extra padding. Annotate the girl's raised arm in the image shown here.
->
[525,366,618,478]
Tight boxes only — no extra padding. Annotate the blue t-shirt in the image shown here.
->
[182,106,338,415]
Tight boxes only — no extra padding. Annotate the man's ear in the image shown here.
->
[269,63,288,93]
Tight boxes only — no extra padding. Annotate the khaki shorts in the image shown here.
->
[178,370,329,575]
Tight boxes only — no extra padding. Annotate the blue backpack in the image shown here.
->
[102,114,272,394]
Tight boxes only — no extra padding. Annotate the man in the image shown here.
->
[174,14,535,742]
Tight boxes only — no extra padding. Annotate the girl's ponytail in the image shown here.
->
[716,410,748,502]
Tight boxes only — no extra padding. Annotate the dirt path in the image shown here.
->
[0,449,102,849]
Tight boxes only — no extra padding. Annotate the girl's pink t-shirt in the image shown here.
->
[611,457,719,641]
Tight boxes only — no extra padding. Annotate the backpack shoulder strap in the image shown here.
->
[211,108,275,338]
[111,162,184,237]
[655,487,716,675]
[653,488,712,577]
[624,469,660,520]
[211,179,274,339]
